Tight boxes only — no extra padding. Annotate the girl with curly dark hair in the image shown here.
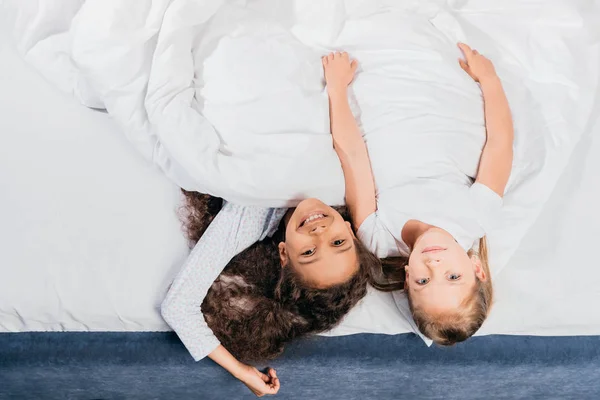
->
[161,52,404,397]
[164,193,390,396]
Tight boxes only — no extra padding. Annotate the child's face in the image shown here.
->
[405,228,487,314]
[278,198,358,288]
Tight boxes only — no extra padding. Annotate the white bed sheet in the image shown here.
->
[480,107,600,337]
[0,32,189,332]
[2,17,600,338]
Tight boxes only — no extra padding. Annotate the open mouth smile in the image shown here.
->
[299,213,327,228]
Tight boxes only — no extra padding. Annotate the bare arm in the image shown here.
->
[323,52,377,229]
[459,43,514,197]
[476,77,514,196]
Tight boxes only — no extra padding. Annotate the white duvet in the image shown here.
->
[2,0,600,335]
[6,0,599,275]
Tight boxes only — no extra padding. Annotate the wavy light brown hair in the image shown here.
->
[346,237,493,346]
[407,237,494,346]
[180,190,384,362]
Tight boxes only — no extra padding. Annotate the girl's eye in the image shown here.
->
[302,248,316,256]
[332,239,345,246]
[448,274,461,281]
[416,278,430,285]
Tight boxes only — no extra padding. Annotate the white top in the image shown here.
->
[161,202,286,361]
[357,180,502,345]
[357,180,502,258]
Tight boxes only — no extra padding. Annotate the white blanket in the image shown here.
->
[6,0,599,276]
[5,0,491,205]
[8,0,600,278]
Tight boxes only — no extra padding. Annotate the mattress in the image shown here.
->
[1,9,600,338]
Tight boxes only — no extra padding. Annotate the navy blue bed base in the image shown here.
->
[2,332,600,399]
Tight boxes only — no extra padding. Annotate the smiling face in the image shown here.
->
[405,228,487,314]
[278,199,359,288]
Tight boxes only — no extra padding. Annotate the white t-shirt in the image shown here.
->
[358,180,502,258]
[357,179,502,345]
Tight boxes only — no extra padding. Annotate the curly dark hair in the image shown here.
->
[179,190,388,362]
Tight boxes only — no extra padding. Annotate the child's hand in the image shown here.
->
[458,43,498,84]
[237,365,280,397]
[322,51,358,96]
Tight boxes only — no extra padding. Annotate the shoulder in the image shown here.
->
[468,182,503,234]
[217,203,285,235]
[469,182,503,206]
[469,182,503,216]
[221,202,282,220]
[357,210,408,258]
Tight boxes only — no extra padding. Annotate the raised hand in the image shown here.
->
[322,51,359,95]
[458,42,498,84]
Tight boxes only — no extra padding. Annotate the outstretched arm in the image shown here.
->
[458,43,514,197]
[323,52,377,229]
[161,204,282,396]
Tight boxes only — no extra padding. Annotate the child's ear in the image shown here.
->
[278,242,288,268]
[404,268,409,291]
[345,221,357,239]
[471,254,487,281]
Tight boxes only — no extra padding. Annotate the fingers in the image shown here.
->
[268,368,279,386]
[457,42,473,61]
[266,368,280,392]
[256,381,278,396]
[265,381,280,395]
[264,386,279,395]
[458,42,482,59]
[256,370,270,383]
[322,51,357,73]
[324,51,351,60]
[458,58,478,81]
[272,377,281,392]
[457,42,472,54]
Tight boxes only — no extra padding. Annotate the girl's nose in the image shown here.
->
[310,225,328,235]
[425,257,441,266]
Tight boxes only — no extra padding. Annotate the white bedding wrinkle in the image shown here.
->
[2,0,599,336]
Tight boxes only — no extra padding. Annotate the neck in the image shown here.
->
[401,220,434,250]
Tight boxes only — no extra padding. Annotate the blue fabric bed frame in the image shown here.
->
[2,332,600,399]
